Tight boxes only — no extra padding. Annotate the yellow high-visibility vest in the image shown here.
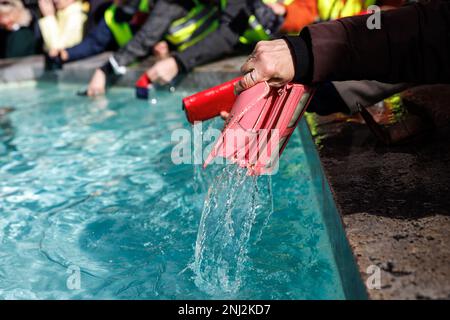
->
[104,0,150,47]
[239,0,294,45]
[318,0,376,21]
[165,1,220,52]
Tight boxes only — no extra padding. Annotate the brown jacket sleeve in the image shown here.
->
[286,0,450,84]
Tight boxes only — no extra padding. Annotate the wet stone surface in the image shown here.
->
[313,96,450,299]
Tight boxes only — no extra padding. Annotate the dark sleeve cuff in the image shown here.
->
[284,29,313,84]
[100,61,113,76]
[172,53,188,73]
[99,62,120,86]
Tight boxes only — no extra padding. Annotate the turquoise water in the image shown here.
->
[0,82,347,299]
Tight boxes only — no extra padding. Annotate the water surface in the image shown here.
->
[0,82,344,299]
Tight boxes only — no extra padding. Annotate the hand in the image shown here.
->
[39,0,56,17]
[87,69,106,97]
[220,111,230,121]
[48,49,69,61]
[60,49,69,62]
[235,39,295,94]
[153,41,170,60]
[48,49,59,58]
[146,57,179,85]
[266,3,286,16]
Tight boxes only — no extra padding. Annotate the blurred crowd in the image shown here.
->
[0,0,404,96]
[3,0,448,144]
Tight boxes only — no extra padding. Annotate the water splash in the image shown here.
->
[193,165,273,296]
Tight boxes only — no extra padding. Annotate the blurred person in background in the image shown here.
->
[266,0,389,34]
[264,0,317,35]
[0,0,42,58]
[277,0,412,119]
[83,0,224,96]
[38,0,87,55]
[211,0,413,126]
[84,0,112,33]
[233,0,449,120]
[144,0,378,87]
[144,0,287,88]
[230,0,410,119]
[47,0,155,65]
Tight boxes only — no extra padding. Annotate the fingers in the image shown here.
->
[146,58,178,85]
[240,41,270,74]
[87,86,104,97]
[87,79,96,97]
[60,50,69,62]
[236,42,274,94]
[156,78,168,85]
[266,3,286,15]
[48,49,58,58]
[240,55,256,74]
[87,70,106,97]
[147,64,165,85]
[236,39,296,94]
[150,73,167,85]
[146,67,159,83]
[87,87,96,97]
[87,87,105,97]
[220,111,230,121]
[235,69,263,94]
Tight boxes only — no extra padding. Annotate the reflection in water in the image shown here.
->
[0,106,16,155]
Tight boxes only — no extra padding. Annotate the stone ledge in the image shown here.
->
[313,110,450,299]
[0,53,244,89]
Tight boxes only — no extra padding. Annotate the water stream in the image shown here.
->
[193,165,273,296]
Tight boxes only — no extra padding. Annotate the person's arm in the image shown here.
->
[38,0,59,51]
[56,2,87,49]
[173,0,248,72]
[236,0,450,93]
[38,15,59,50]
[285,0,450,84]
[65,18,114,62]
[110,0,188,68]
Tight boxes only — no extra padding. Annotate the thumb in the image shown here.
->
[146,67,158,82]
[235,69,260,95]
